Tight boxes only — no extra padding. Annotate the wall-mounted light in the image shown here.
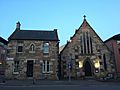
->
[0,61,2,65]
[79,61,83,68]
[95,68,99,73]
[94,58,100,68]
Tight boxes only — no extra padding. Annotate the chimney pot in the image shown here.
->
[16,21,21,29]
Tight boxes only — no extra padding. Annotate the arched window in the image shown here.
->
[30,44,35,51]
[103,54,107,70]
[80,31,93,54]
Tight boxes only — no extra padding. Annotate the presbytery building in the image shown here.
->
[5,22,59,80]
[60,16,115,79]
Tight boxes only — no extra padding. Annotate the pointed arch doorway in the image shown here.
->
[84,60,92,76]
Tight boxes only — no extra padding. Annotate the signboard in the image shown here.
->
[6,57,14,61]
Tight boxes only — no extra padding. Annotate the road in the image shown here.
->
[1,84,120,90]
[0,80,120,90]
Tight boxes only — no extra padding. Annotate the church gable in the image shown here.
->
[60,16,114,79]
[66,16,109,55]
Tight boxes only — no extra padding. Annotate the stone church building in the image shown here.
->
[60,16,115,79]
[6,22,59,80]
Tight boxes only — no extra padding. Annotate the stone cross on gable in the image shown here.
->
[83,15,86,20]
[83,15,87,29]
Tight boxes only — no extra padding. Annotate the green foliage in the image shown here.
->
[95,71,108,78]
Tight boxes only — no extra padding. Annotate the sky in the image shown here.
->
[0,0,120,46]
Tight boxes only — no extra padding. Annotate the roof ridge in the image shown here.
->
[20,29,54,32]
[8,29,59,41]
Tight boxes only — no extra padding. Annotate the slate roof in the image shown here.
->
[8,29,59,41]
[104,34,120,42]
[0,37,8,45]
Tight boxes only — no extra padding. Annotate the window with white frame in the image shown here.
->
[43,42,49,54]
[17,45,23,53]
[117,40,120,44]
[13,61,19,74]
[42,61,53,73]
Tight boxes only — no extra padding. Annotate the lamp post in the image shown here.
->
[68,53,72,82]
[68,63,71,82]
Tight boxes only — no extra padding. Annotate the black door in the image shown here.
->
[84,61,92,76]
[27,60,33,77]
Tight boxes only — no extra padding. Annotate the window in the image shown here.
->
[90,37,93,53]
[1,54,5,60]
[43,42,49,54]
[103,54,107,71]
[43,61,46,72]
[119,48,120,54]
[75,55,78,59]
[47,61,49,72]
[86,32,90,54]
[80,31,93,54]
[100,62,103,65]
[117,40,120,44]
[80,36,83,54]
[1,49,5,54]
[83,32,86,54]
[17,46,23,52]
[42,61,53,73]
[75,48,78,52]
[30,44,35,51]
[98,55,102,59]
[13,61,19,74]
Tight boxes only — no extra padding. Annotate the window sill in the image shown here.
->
[17,52,23,53]
[43,54,49,57]
[13,72,19,74]
[29,51,35,53]
[43,53,49,55]
[42,71,53,74]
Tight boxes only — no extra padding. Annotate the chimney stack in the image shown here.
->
[16,21,21,29]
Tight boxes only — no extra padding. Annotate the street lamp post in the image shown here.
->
[68,53,72,82]
[68,63,71,82]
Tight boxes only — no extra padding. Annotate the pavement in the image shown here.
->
[0,78,120,86]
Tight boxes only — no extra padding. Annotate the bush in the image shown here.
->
[95,71,108,79]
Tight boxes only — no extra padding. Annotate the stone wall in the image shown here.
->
[60,22,115,79]
[6,40,59,80]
